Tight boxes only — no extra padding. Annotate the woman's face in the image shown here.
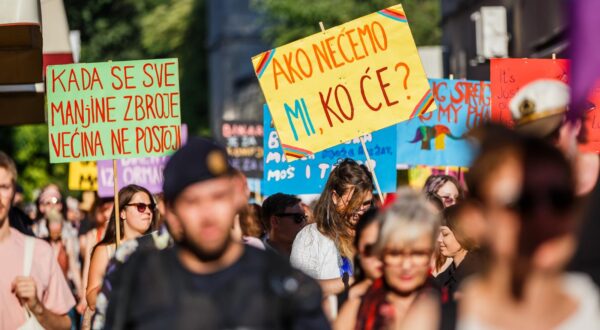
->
[334,188,373,226]
[436,181,459,208]
[383,232,433,295]
[438,226,463,257]
[358,221,383,280]
[121,192,154,236]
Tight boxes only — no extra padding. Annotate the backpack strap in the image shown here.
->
[23,236,35,276]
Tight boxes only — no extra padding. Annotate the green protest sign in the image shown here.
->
[46,58,182,163]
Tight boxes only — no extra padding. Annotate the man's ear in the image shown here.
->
[270,215,279,230]
[164,205,183,241]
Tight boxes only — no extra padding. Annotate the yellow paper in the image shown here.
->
[252,4,435,161]
[68,161,98,191]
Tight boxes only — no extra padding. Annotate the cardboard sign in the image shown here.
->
[252,4,435,161]
[68,161,98,191]
[221,121,263,178]
[397,79,490,167]
[46,59,182,163]
[95,124,188,197]
[263,105,397,195]
[491,58,600,153]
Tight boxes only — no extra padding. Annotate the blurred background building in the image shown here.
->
[442,0,567,80]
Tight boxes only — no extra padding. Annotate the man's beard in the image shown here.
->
[178,230,232,262]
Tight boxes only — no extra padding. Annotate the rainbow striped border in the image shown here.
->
[282,144,313,159]
[254,49,276,79]
[377,8,407,23]
[409,90,435,119]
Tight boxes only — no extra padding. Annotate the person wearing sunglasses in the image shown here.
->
[453,125,600,329]
[423,175,464,209]
[261,193,306,258]
[82,184,157,329]
[290,158,374,319]
[342,207,382,305]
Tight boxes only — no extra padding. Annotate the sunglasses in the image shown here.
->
[275,213,308,224]
[361,243,375,258]
[126,203,156,213]
[42,197,62,206]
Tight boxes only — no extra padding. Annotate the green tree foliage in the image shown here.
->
[253,0,440,47]
[11,126,68,201]
[65,0,209,135]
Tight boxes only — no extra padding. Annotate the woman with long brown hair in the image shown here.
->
[82,184,157,328]
[290,159,374,309]
[455,128,600,329]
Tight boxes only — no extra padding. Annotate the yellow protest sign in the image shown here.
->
[252,4,435,161]
[68,161,98,191]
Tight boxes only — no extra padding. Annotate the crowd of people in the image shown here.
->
[1,79,600,329]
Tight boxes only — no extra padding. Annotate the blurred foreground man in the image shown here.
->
[510,79,600,286]
[102,138,328,329]
[0,152,74,329]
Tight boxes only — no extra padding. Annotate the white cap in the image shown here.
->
[509,79,569,137]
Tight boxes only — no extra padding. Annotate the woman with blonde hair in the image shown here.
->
[336,188,441,330]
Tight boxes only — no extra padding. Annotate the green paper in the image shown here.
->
[46,58,182,163]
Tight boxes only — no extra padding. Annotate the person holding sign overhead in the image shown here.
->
[82,184,157,329]
[290,158,374,318]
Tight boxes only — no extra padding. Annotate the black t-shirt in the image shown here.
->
[103,245,329,330]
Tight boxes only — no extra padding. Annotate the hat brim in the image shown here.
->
[515,113,563,138]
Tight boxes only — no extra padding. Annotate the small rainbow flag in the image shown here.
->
[377,8,407,23]
[409,90,434,119]
[282,144,313,160]
[254,49,276,79]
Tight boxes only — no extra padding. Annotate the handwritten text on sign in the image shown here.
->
[252,4,435,161]
[397,79,490,167]
[491,58,600,153]
[46,59,182,163]
[262,106,397,195]
[221,121,264,178]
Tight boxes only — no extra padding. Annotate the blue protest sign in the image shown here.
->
[396,79,491,167]
[263,105,397,195]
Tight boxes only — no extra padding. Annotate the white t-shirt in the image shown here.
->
[458,273,600,330]
[290,223,341,280]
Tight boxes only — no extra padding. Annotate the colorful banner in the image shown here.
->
[263,105,397,195]
[491,58,600,153]
[95,124,188,197]
[46,58,182,163]
[220,121,263,178]
[68,161,98,191]
[252,4,435,161]
[397,79,490,167]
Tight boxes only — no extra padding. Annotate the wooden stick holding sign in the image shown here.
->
[319,21,385,203]
[113,160,121,247]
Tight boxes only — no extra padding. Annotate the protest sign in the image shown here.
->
[252,4,435,161]
[263,105,397,195]
[96,124,188,197]
[491,58,600,153]
[46,58,182,163]
[68,161,98,191]
[220,121,263,178]
[397,79,490,167]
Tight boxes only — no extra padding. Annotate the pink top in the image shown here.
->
[0,228,75,329]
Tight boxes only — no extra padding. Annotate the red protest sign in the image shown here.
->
[491,58,600,153]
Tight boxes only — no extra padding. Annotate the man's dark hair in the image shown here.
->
[261,193,301,231]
